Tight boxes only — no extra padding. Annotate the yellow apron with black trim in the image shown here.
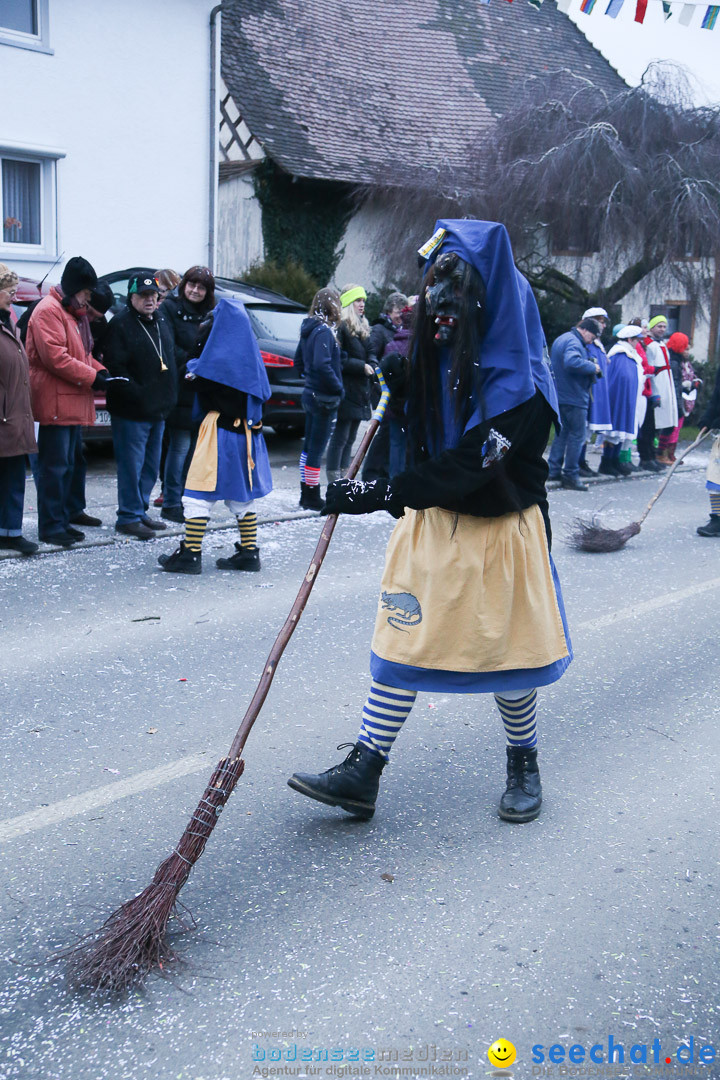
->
[371,504,568,674]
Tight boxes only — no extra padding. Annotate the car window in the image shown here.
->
[108,279,130,311]
[247,308,305,342]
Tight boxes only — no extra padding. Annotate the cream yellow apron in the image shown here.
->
[707,435,720,487]
[371,504,568,674]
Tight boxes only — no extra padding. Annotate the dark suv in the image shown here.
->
[99,269,307,435]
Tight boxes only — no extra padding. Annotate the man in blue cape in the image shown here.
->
[158,297,273,574]
[288,220,573,825]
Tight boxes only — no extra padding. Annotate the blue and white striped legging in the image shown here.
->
[357,681,538,760]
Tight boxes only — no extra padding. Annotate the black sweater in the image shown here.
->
[103,305,177,421]
[193,375,249,433]
[389,390,555,547]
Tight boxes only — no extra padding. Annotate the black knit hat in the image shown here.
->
[89,281,114,314]
[61,256,98,296]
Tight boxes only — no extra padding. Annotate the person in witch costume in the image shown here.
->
[288,220,573,824]
[158,297,272,574]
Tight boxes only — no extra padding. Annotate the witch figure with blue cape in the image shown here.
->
[288,220,573,825]
[158,297,272,575]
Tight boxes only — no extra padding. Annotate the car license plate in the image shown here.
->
[95,409,111,426]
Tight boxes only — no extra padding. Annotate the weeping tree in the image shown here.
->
[361,63,720,344]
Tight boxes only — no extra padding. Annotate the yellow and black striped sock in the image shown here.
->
[710,493,720,516]
[184,517,209,552]
[238,511,257,549]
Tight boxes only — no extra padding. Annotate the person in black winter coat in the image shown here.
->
[362,291,408,481]
[294,287,343,510]
[696,362,720,537]
[103,272,177,539]
[325,284,375,483]
[158,266,216,522]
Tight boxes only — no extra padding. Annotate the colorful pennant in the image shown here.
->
[702,3,719,24]
[604,0,625,16]
[580,0,598,12]
[634,0,648,20]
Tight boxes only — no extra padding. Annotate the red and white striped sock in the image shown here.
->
[305,465,321,487]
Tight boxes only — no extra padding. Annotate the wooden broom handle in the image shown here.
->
[637,427,711,527]
[228,372,392,759]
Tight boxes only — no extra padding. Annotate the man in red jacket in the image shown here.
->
[27,257,107,546]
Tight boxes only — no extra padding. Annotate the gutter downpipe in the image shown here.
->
[209,4,222,273]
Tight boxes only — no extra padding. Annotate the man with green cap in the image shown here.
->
[642,316,678,466]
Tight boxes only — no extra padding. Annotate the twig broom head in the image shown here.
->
[567,514,641,552]
[63,756,244,993]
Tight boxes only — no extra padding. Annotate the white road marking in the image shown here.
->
[0,752,218,843]
[3,573,720,843]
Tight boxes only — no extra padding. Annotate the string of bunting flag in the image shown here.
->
[485,0,719,27]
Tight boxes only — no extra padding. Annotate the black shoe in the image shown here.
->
[158,542,202,574]
[65,526,85,541]
[578,463,596,477]
[598,459,621,477]
[615,462,633,477]
[288,742,386,819]
[639,459,662,472]
[216,542,261,571]
[160,505,185,524]
[697,515,720,537]
[547,472,562,482]
[116,521,154,540]
[560,477,589,491]
[299,482,325,512]
[69,512,102,527]
[39,530,77,547]
[499,745,543,823]
[141,515,167,531]
[0,535,39,555]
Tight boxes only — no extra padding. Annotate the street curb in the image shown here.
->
[0,463,705,562]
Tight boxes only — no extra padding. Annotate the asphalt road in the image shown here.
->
[0,444,717,1080]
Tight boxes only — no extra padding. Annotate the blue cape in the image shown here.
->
[188,297,271,424]
[424,220,559,433]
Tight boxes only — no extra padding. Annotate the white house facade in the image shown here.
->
[0,0,218,285]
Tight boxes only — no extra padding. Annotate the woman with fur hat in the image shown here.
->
[26,256,108,546]
[324,284,375,484]
[599,325,647,477]
[288,220,572,826]
[0,265,38,553]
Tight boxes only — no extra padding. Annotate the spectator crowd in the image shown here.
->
[0,252,717,566]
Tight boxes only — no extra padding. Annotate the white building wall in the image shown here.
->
[216,174,265,278]
[333,203,389,290]
[0,0,216,283]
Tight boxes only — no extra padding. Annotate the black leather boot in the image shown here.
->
[157,543,202,575]
[216,542,261,571]
[697,515,720,537]
[288,742,386,819]
[499,745,542,823]
[299,482,325,511]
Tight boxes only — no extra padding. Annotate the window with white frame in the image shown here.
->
[0,150,61,260]
[0,0,51,53]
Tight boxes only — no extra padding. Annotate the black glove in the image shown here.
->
[92,369,108,390]
[379,351,408,398]
[322,477,404,518]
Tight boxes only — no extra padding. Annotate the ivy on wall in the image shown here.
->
[252,160,352,286]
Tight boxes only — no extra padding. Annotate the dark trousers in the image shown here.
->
[0,455,27,535]
[326,416,361,473]
[37,425,85,536]
[637,403,656,462]
[547,404,587,481]
[111,416,164,524]
[301,394,337,470]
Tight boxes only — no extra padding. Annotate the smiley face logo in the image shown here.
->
[487,1039,516,1069]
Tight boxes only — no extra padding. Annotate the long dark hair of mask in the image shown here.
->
[406,255,487,462]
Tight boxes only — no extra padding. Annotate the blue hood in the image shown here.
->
[424,219,559,426]
[188,297,271,423]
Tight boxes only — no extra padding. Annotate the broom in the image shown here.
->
[63,374,392,993]
[568,427,711,553]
